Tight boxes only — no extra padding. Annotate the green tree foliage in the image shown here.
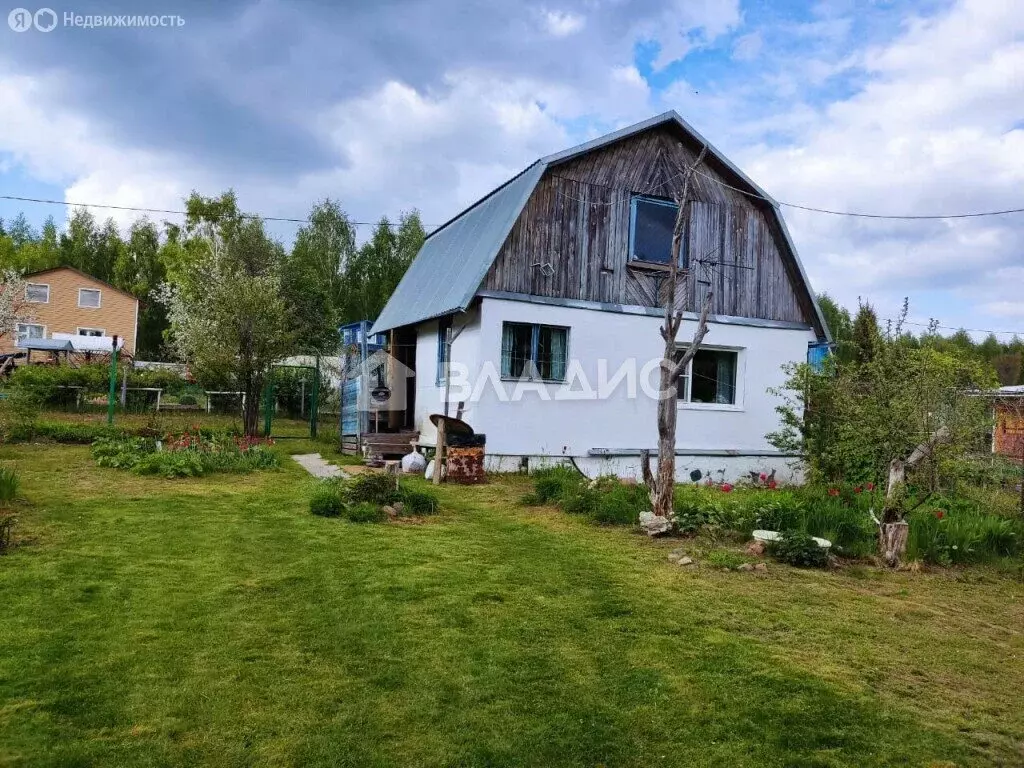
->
[157,199,292,436]
[341,212,425,324]
[817,293,854,363]
[282,199,356,353]
[851,300,882,365]
[770,308,998,493]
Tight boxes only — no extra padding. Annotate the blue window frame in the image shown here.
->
[500,322,568,382]
[436,316,452,385]
[629,195,682,266]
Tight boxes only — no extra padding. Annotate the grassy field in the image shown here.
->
[1,443,1022,767]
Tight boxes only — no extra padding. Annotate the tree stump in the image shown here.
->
[879,521,909,567]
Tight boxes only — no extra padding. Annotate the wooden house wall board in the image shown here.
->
[480,124,815,328]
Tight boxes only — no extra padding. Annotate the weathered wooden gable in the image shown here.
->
[482,125,814,326]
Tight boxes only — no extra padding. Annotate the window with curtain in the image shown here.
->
[629,195,682,265]
[501,322,568,382]
[436,316,452,385]
[675,348,737,405]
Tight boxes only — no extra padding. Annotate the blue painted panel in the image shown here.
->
[807,343,832,372]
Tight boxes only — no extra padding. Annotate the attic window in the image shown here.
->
[629,195,682,266]
[78,288,101,308]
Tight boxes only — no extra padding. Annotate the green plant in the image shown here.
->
[560,488,598,515]
[399,487,439,516]
[705,550,747,569]
[0,511,14,553]
[345,501,386,523]
[0,465,21,504]
[532,465,584,504]
[589,482,647,526]
[345,472,401,505]
[310,482,345,517]
[769,531,829,568]
[178,394,198,406]
[133,451,206,478]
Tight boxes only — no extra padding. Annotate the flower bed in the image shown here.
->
[523,466,1022,565]
[92,429,278,478]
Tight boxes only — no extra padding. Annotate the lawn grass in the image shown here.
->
[1,443,1022,766]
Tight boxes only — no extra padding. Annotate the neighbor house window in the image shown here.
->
[436,316,452,385]
[676,348,738,405]
[25,283,49,303]
[501,322,568,381]
[629,195,682,266]
[15,323,45,347]
[78,288,101,308]
[77,328,104,337]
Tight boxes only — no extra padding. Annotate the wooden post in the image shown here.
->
[433,417,446,486]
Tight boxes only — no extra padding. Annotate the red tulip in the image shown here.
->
[866,482,875,491]
[828,488,840,497]
[759,472,767,482]
[768,480,777,490]
[935,510,945,519]
[721,483,734,493]
[853,486,863,494]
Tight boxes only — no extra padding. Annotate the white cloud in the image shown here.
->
[732,0,1024,334]
[542,9,585,37]
[732,31,762,61]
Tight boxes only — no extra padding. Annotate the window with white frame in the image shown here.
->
[15,323,45,346]
[77,328,104,337]
[25,283,49,303]
[629,195,682,266]
[676,348,738,405]
[78,288,101,308]
[501,322,568,381]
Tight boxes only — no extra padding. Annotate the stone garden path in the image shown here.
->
[292,453,349,479]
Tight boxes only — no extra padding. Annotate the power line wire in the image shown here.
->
[550,171,1024,220]
[0,194,437,228]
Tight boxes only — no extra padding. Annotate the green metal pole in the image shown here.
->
[310,356,320,439]
[107,335,119,426]
[263,375,273,437]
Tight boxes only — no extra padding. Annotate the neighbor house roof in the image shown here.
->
[22,265,139,301]
[370,111,831,341]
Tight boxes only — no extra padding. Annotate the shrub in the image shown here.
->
[560,488,598,515]
[0,465,20,504]
[907,505,1022,565]
[590,482,647,526]
[310,482,345,517]
[532,465,584,504]
[345,501,387,523]
[345,472,401,505]
[399,487,439,516]
[177,394,198,406]
[769,531,829,568]
[744,490,805,533]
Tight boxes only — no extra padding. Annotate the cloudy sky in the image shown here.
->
[1,0,1022,338]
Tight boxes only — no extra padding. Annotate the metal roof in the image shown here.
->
[370,161,545,335]
[19,338,75,351]
[370,111,831,341]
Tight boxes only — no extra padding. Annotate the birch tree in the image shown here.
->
[0,270,32,346]
[640,146,713,522]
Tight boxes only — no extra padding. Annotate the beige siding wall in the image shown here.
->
[3,268,139,355]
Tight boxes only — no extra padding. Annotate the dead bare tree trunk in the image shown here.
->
[640,145,712,523]
[877,426,951,565]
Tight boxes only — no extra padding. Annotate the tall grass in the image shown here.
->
[0,465,20,505]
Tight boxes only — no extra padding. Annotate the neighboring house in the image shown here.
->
[992,386,1024,463]
[369,112,831,481]
[4,266,140,356]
